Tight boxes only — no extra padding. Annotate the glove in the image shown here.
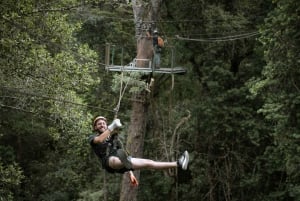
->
[108,119,122,131]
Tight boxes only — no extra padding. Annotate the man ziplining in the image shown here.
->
[88,116,190,187]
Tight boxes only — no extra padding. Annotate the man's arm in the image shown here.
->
[92,129,112,144]
[128,171,139,187]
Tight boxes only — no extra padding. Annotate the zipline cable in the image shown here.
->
[0,86,115,113]
[175,31,259,42]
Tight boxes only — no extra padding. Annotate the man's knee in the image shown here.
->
[108,156,122,168]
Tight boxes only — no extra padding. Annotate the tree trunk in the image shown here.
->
[120,96,148,201]
[119,1,162,201]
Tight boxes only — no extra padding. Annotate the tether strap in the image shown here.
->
[111,68,131,154]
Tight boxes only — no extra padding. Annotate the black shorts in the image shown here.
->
[101,151,133,174]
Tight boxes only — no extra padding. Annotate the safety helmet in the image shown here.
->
[153,29,158,34]
[93,116,107,126]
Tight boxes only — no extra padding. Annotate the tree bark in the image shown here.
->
[119,1,162,201]
[120,96,148,201]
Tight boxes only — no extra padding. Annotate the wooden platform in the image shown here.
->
[106,65,186,74]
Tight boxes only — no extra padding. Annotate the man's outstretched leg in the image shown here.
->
[108,150,189,171]
[128,150,189,170]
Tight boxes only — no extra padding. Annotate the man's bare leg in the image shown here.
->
[108,151,189,170]
[108,156,176,170]
[130,158,177,170]
[108,156,124,169]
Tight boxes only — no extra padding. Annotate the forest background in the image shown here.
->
[1,0,299,201]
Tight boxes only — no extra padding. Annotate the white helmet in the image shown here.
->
[93,116,107,126]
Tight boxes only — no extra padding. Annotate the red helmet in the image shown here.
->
[93,116,107,126]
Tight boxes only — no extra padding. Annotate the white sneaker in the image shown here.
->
[178,150,189,170]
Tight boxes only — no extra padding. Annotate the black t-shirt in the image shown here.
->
[88,133,114,160]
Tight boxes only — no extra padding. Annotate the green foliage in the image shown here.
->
[111,72,149,94]
[247,0,300,200]
[0,147,24,201]
[78,189,104,201]
[138,171,173,201]
[1,0,300,201]
[0,0,100,200]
